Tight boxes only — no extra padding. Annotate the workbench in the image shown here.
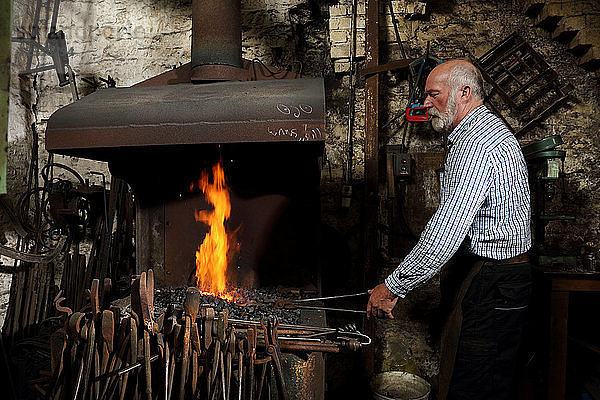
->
[533,266,600,400]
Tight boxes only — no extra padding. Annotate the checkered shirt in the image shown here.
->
[385,105,532,297]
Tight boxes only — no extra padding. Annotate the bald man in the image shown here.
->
[367,60,532,400]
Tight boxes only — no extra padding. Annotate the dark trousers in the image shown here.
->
[447,260,532,400]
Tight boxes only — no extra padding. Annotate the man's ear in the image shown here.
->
[460,85,472,101]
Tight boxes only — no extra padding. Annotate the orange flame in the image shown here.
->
[191,161,235,301]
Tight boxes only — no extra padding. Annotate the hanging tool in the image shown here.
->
[180,287,201,399]
[405,44,443,122]
[140,271,155,400]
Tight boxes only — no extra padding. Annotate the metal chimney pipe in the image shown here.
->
[191,0,243,82]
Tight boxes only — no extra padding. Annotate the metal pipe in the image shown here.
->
[191,0,242,82]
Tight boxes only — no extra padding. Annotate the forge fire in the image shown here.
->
[190,161,237,301]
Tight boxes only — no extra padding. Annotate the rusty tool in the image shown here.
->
[226,329,236,399]
[94,343,101,400]
[255,356,271,400]
[191,344,199,398]
[266,345,287,400]
[88,279,101,399]
[237,338,245,400]
[208,340,221,400]
[50,293,74,399]
[90,279,100,317]
[247,327,257,400]
[99,318,131,400]
[256,320,274,400]
[77,317,95,400]
[190,322,202,355]
[164,339,170,400]
[49,329,67,400]
[101,277,112,309]
[202,307,215,351]
[162,310,175,400]
[108,354,159,377]
[139,270,155,400]
[179,287,200,399]
[53,311,82,400]
[220,347,226,400]
[100,310,114,376]
[216,310,228,400]
[268,318,288,400]
[119,316,138,400]
[54,291,73,317]
[67,312,85,399]
[168,321,181,400]
[110,305,121,334]
[186,287,201,397]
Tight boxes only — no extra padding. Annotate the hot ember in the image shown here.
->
[190,161,235,301]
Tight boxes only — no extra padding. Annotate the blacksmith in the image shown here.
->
[367,59,532,400]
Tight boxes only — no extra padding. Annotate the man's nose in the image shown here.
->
[423,96,433,108]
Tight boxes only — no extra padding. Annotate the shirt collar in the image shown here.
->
[447,105,487,145]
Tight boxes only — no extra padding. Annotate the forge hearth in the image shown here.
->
[45,0,326,289]
[44,1,330,396]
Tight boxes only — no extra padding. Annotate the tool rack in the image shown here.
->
[49,270,371,400]
[475,32,573,136]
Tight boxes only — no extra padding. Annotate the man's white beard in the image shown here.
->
[430,92,458,133]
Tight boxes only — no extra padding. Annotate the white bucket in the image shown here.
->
[371,371,431,400]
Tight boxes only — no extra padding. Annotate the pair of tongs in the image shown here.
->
[272,291,369,314]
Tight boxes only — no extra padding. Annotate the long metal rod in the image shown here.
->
[387,0,407,59]
[228,318,338,333]
[27,0,44,70]
[50,0,61,33]
[293,291,369,303]
[293,305,367,314]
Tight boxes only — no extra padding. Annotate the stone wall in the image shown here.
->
[324,0,600,253]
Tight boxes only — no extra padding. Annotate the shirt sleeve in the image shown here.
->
[384,142,493,297]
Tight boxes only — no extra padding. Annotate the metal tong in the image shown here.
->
[271,291,369,314]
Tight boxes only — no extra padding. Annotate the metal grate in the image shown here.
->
[475,32,573,136]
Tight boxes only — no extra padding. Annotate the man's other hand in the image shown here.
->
[367,283,398,319]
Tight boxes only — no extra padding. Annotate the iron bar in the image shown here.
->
[293,291,369,302]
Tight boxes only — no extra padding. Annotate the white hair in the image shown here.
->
[447,63,485,101]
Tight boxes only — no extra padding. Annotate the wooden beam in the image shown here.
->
[360,58,417,77]
[364,0,379,288]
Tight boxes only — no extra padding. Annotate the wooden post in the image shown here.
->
[362,0,380,382]
[364,0,379,288]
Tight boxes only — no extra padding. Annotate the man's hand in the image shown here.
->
[367,283,398,319]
